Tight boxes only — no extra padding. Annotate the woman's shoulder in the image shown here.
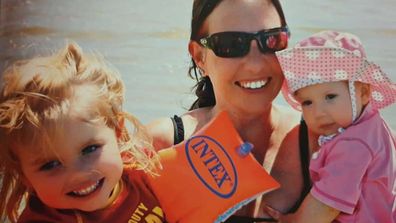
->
[146,116,175,150]
[273,103,300,118]
[272,103,301,133]
[146,107,212,150]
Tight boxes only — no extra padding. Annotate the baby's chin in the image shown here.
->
[320,127,345,137]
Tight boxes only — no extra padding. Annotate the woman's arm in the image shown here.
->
[146,117,175,150]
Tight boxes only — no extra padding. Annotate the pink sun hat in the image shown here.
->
[276,30,396,111]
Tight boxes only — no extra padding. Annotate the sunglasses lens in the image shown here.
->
[258,31,289,53]
[210,33,250,58]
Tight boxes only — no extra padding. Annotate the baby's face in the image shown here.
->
[16,89,123,211]
[294,81,368,136]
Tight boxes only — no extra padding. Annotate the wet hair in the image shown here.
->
[188,0,288,110]
[0,43,158,222]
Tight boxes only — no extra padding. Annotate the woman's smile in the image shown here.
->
[236,77,271,90]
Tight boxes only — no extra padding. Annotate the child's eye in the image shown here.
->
[39,160,61,171]
[301,100,312,106]
[81,145,100,156]
[325,94,337,100]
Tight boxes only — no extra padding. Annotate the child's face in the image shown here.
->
[16,115,124,211]
[295,81,368,136]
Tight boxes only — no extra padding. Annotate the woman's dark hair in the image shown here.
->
[188,0,288,110]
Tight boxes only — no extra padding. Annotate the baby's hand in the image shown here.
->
[262,204,281,220]
[262,204,297,223]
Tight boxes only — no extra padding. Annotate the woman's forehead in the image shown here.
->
[205,0,280,33]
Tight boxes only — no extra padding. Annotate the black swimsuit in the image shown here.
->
[170,116,311,222]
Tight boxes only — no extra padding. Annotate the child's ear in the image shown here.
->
[360,83,371,105]
[115,116,125,139]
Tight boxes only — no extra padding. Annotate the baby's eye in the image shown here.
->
[325,94,337,100]
[301,100,312,106]
[81,145,100,156]
[39,160,61,171]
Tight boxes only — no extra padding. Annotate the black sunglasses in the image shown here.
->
[199,26,290,58]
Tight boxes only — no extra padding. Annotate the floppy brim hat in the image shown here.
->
[276,30,396,111]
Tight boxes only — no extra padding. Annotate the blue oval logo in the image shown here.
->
[185,135,238,198]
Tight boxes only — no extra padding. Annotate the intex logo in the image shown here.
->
[185,135,238,198]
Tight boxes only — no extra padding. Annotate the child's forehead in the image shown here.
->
[13,133,58,165]
[15,114,106,159]
[68,84,104,118]
[313,81,347,89]
[295,81,348,95]
[38,84,105,134]
[9,84,112,159]
[70,84,99,105]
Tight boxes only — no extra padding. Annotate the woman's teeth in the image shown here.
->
[72,180,100,196]
[239,79,268,89]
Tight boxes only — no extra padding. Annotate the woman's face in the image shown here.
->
[199,0,284,115]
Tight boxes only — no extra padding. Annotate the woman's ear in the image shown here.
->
[188,40,206,76]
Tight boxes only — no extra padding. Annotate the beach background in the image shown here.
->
[1,0,395,129]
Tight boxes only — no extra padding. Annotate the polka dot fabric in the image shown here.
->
[276,30,396,111]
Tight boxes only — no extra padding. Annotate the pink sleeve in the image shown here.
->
[310,139,373,214]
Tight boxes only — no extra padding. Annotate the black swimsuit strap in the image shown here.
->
[171,115,184,145]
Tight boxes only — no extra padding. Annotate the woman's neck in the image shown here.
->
[211,104,275,132]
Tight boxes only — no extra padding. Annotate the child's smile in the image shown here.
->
[67,178,105,197]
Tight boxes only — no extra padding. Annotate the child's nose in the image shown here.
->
[65,169,102,188]
[313,103,326,118]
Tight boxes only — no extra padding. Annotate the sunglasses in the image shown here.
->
[199,26,290,58]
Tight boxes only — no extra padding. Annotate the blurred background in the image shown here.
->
[0,0,395,128]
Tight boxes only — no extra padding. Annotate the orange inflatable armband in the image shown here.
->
[146,111,280,223]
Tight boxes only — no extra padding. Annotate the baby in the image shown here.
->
[274,30,396,222]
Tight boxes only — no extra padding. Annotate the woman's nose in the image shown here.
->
[243,40,272,72]
[247,38,262,57]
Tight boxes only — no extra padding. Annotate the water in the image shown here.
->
[0,0,395,128]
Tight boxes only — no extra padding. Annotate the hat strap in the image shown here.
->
[348,80,358,123]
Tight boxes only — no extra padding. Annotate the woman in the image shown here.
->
[147,0,316,221]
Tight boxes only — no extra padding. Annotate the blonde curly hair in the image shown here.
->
[0,43,159,222]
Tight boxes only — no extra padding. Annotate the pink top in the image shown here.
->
[310,105,396,222]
